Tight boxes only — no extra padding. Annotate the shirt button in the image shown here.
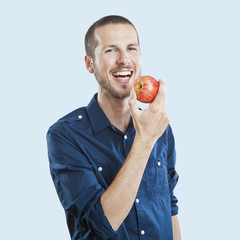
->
[141,230,145,235]
[136,198,140,203]
[157,161,161,166]
[98,167,103,172]
[78,115,83,119]
[124,135,127,140]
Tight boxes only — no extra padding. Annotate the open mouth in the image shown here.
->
[112,70,133,83]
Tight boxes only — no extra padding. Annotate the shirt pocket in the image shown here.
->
[145,155,170,199]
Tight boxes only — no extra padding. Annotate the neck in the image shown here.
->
[97,90,131,133]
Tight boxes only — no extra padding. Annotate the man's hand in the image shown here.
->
[101,79,170,231]
[128,79,170,144]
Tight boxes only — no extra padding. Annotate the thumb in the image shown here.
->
[128,89,139,117]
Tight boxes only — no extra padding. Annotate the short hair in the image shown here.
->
[84,15,139,60]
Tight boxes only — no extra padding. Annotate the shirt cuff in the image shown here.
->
[171,206,179,216]
[84,190,118,238]
[171,195,179,216]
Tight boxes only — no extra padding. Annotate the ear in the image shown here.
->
[85,56,94,73]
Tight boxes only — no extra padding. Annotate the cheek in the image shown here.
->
[132,54,141,67]
[94,52,113,72]
[102,57,116,72]
[95,60,108,74]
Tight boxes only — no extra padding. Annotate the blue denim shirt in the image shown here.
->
[47,94,179,240]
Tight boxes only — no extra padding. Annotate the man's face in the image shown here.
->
[92,23,142,99]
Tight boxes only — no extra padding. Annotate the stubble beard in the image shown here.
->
[94,69,131,99]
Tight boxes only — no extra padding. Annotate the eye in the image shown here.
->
[105,49,115,53]
[129,47,137,51]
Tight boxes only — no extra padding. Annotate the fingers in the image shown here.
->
[156,79,166,98]
[150,79,167,110]
[128,88,139,117]
[129,81,170,141]
[159,79,166,93]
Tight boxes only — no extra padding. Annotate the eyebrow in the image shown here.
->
[102,43,139,49]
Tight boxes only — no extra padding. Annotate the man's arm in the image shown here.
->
[172,215,181,240]
[101,79,170,231]
[167,122,180,238]
[47,129,119,238]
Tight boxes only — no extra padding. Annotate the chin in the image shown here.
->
[119,87,132,98]
[111,89,131,99]
[114,93,130,99]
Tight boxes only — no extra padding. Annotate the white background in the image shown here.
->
[1,0,240,239]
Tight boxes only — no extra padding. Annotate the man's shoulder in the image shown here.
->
[48,106,88,133]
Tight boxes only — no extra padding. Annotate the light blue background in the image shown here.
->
[1,0,239,239]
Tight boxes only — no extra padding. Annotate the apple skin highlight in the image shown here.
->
[134,75,159,103]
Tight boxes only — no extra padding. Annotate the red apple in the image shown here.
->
[134,75,159,103]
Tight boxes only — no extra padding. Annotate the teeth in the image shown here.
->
[113,71,132,76]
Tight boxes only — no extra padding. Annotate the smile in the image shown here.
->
[112,69,133,83]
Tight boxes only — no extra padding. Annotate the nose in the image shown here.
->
[116,51,131,66]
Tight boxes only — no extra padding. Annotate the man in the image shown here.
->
[47,15,181,240]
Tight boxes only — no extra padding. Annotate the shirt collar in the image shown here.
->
[87,93,112,135]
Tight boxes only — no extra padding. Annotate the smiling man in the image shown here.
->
[47,15,181,240]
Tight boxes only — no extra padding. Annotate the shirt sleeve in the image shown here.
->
[46,128,118,238]
[167,124,179,216]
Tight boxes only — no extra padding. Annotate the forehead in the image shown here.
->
[94,23,139,47]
